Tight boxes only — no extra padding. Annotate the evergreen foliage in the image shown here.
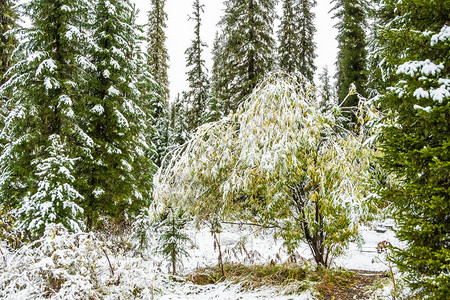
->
[0,0,93,235]
[82,0,154,229]
[147,0,170,166]
[210,31,226,113]
[0,0,19,141]
[375,0,450,297]
[133,15,159,190]
[278,0,317,83]
[155,206,190,275]
[184,0,210,132]
[18,135,84,234]
[318,66,334,109]
[168,94,189,149]
[155,74,379,267]
[203,92,223,124]
[331,0,368,124]
[147,0,169,102]
[0,0,18,85]
[212,0,277,115]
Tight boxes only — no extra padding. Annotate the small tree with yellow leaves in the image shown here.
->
[154,73,379,268]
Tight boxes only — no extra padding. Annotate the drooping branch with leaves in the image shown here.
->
[154,73,379,267]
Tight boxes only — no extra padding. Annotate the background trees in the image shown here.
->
[184,0,210,133]
[0,0,156,235]
[278,0,317,83]
[332,0,368,126]
[0,0,18,85]
[147,0,169,102]
[212,0,277,115]
[375,0,450,297]
[82,0,153,229]
[147,0,170,165]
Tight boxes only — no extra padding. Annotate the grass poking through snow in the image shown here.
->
[189,263,388,298]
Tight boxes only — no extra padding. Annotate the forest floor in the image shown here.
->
[155,221,399,299]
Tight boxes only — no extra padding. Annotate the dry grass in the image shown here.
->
[190,262,309,289]
[189,263,387,298]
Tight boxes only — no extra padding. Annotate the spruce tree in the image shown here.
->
[0,0,92,235]
[213,0,277,115]
[331,0,368,123]
[147,0,169,102]
[210,31,226,112]
[82,0,153,229]
[0,0,18,85]
[155,206,190,275]
[0,0,18,138]
[168,93,188,149]
[147,0,170,166]
[376,1,449,297]
[184,0,209,132]
[203,93,222,123]
[278,0,317,82]
[318,66,334,109]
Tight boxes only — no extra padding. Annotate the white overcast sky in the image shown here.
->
[133,0,338,101]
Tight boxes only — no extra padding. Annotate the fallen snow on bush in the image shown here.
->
[0,224,164,299]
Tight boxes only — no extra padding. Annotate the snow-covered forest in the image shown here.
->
[0,0,448,299]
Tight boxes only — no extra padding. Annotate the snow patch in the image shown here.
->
[91,104,104,115]
[431,25,450,46]
[44,77,60,90]
[397,60,444,77]
[92,187,105,198]
[115,109,129,129]
[76,55,96,71]
[36,59,57,76]
[58,95,72,107]
[413,105,432,113]
[108,86,120,96]
[430,85,450,102]
[413,87,429,99]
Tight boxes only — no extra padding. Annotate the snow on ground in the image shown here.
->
[159,282,315,300]
[173,221,399,275]
[0,221,399,299]
[151,220,400,299]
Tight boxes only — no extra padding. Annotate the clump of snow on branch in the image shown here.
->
[431,25,450,46]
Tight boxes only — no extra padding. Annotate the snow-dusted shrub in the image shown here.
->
[154,73,380,268]
[0,224,164,299]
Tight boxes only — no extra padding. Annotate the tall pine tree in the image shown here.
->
[0,0,18,85]
[82,0,153,229]
[147,0,169,102]
[147,0,170,166]
[184,0,209,132]
[277,0,317,82]
[168,94,188,150]
[376,0,450,297]
[332,0,368,124]
[0,0,93,235]
[0,0,18,138]
[212,0,277,115]
[210,31,226,113]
